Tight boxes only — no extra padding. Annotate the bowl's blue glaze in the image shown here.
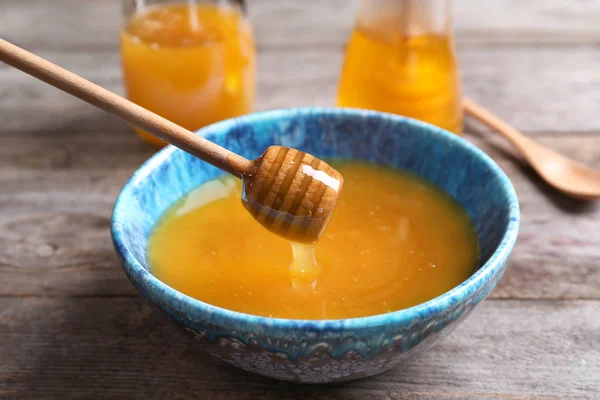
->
[111,108,519,383]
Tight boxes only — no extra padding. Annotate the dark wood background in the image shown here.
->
[1,1,599,398]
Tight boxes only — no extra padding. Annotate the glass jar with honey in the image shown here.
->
[337,0,462,134]
[120,0,256,147]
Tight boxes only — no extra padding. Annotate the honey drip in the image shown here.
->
[289,243,320,293]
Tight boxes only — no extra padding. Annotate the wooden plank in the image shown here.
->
[255,0,600,47]
[0,129,599,299]
[4,0,600,51]
[454,0,600,45]
[0,298,597,399]
[469,132,600,300]
[3,45,600,134]
[0,129,151,297]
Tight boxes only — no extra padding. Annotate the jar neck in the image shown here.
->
[356,0,451,39]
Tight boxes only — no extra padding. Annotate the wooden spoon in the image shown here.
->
[0,39,343,243]
[464,98,600,200]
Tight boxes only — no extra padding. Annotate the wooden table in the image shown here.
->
[1,1,599,398]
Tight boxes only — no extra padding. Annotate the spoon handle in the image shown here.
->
[0,39,253,177]
[463,97,535,152]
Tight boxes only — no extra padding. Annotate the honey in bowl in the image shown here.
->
[148,162,479,320]
[120,2,256,147]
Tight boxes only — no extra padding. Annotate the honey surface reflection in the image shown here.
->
[148,162,478,319]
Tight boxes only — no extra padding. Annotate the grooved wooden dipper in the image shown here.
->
[0,39,343,243]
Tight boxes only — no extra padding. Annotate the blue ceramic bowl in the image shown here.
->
[111,108,519,383]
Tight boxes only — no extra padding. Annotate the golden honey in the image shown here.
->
[148,162,478,319]
[337,26,462,134]
[120,3,256,146]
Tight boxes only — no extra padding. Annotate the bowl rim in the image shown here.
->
[111,107,520,331]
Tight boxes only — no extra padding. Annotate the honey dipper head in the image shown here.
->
[241,146,344,244]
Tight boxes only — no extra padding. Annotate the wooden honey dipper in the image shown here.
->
[0,39,343,244]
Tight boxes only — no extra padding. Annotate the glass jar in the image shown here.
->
[120,0,256,147]
[337,0,462,134]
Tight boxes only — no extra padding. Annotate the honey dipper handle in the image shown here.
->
[0,39,253,178]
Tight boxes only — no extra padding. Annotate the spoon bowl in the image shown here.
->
[517,136,600,200]
[464,98,600,200]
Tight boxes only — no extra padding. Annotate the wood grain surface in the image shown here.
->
[1,0,599,399]
[3,47,600,133]
[1,299,598,399]
[4,0,600,50]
